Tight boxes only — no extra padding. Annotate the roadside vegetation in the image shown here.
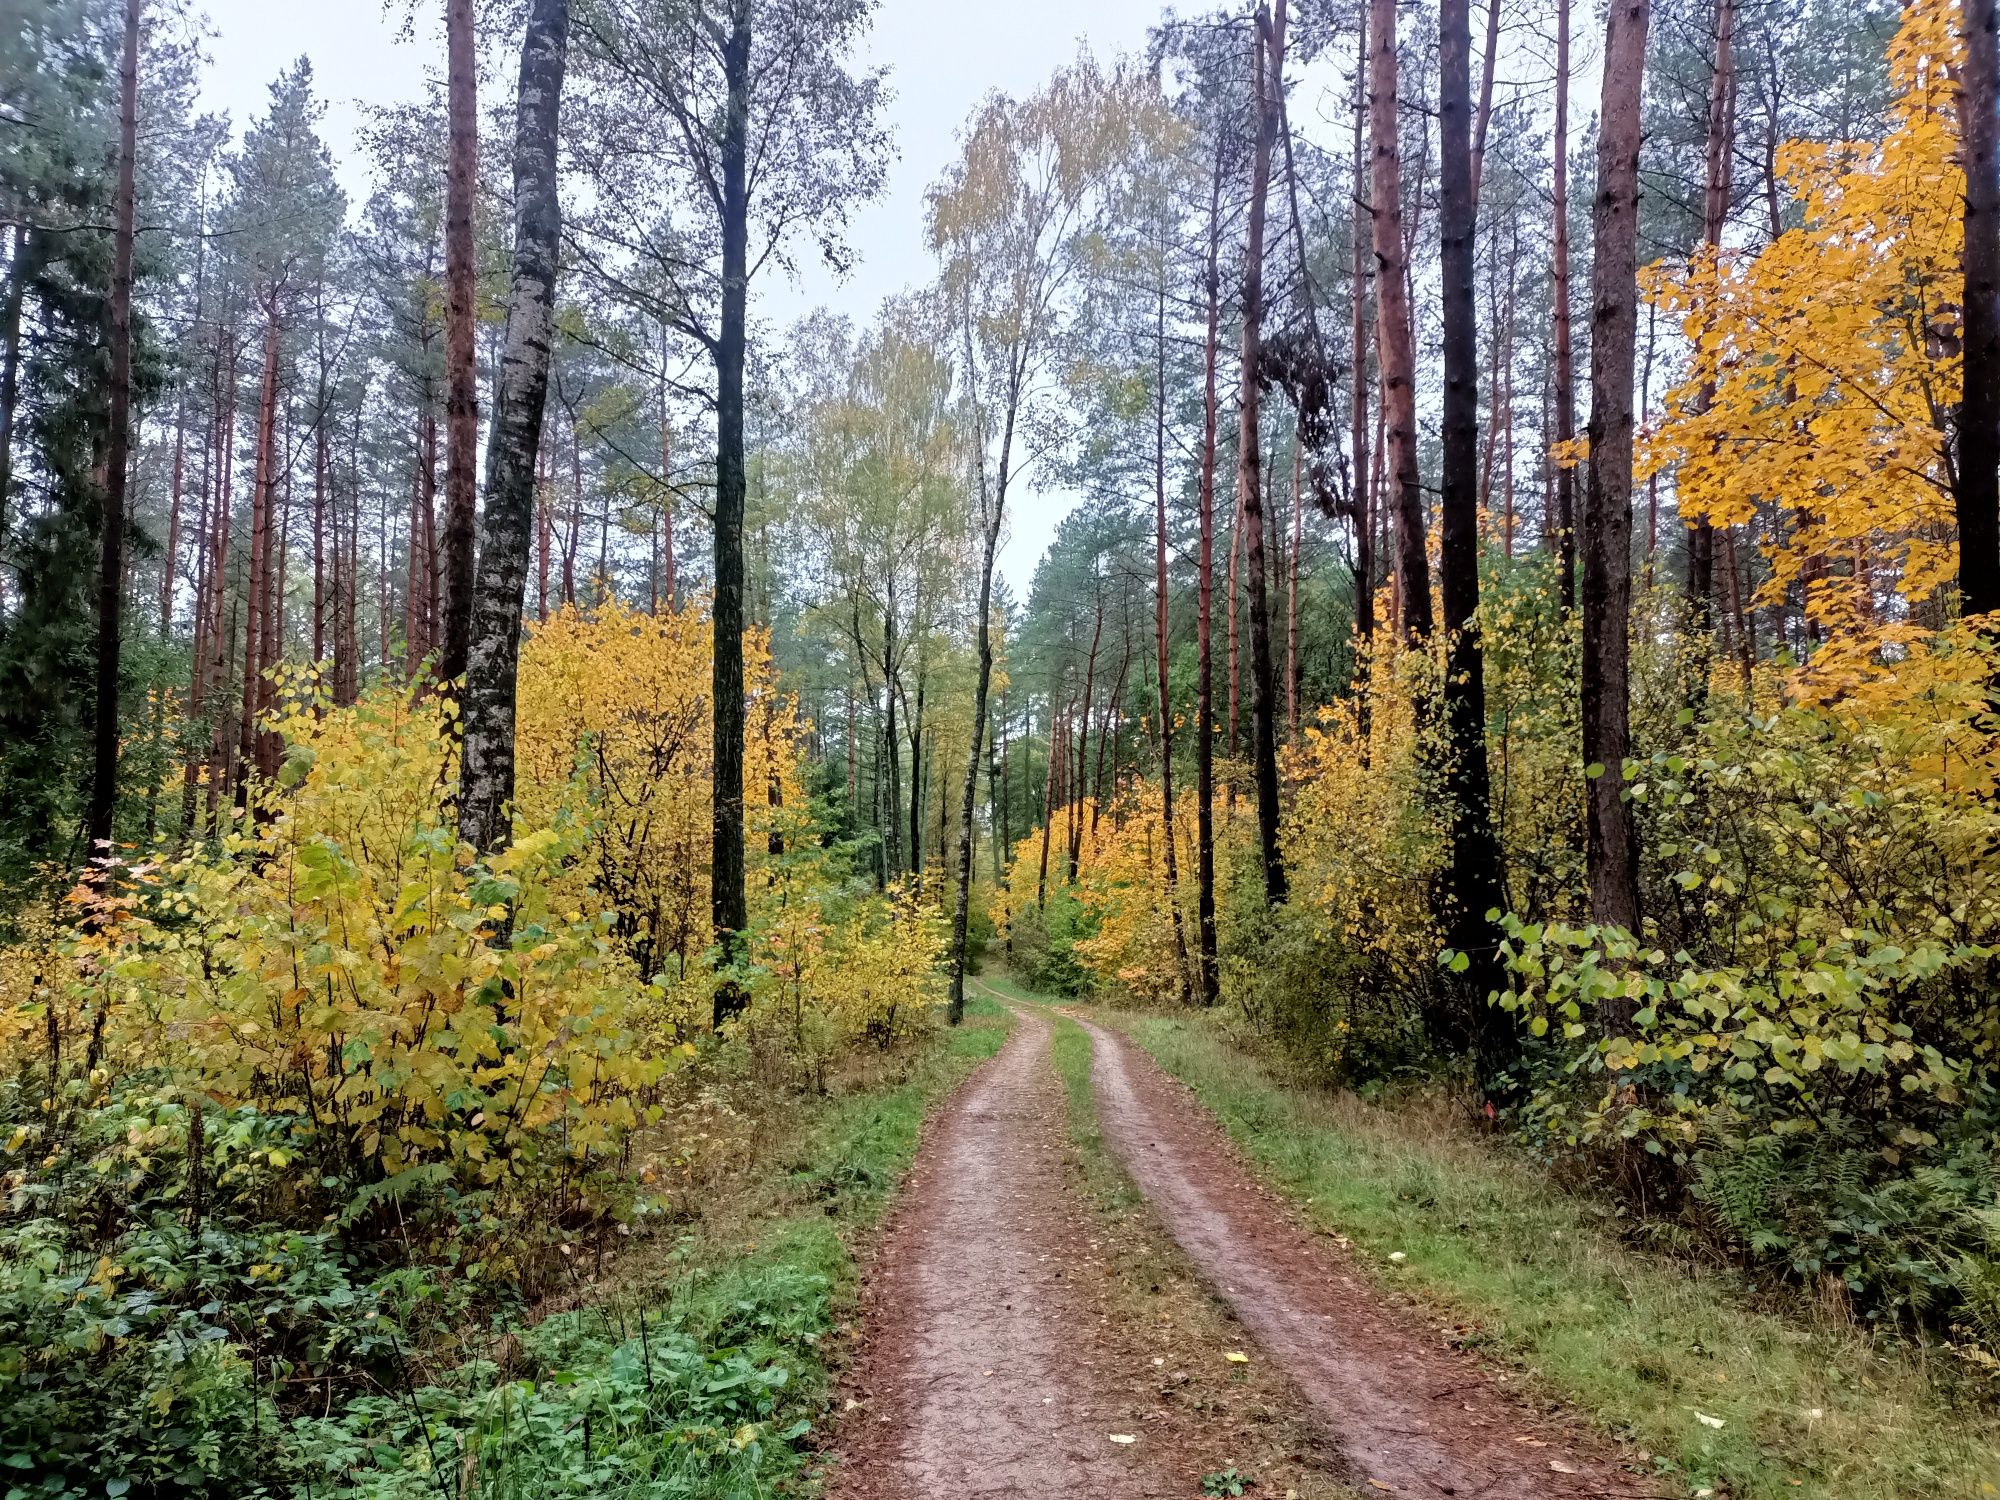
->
[1116,1010,2000,1500]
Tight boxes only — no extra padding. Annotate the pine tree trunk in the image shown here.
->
[1238,0,1289,906]
[1470,0,1501,204]
[1582,0,1651,937]
[1349,1,1375,667]
[238,306,281,808]
[1193,143,1224,1007]
[458,0,570,856]
[1439,0,1512,1075]
[1551,0,1578,613]
[87,0,142,858]
[0,226,35,589]
[1370,0,1433,642]
[710,0,752,1010]
[439,0,480,686]
[1155,280,1192,1001]
[1685,0,1735,642]
[162,394,186,635]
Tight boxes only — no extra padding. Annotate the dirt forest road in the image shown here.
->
[1073,1013,1647,1500]
[830,991,1648,1499]
[827,1003,1186,1499]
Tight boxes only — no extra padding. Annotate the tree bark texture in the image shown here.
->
[458,0,571,856]
[439,0,480,686]
[1581,0,1650,935]
[1238,1,1290,907]
[88,0,142,855]
[1369,0,1432,642]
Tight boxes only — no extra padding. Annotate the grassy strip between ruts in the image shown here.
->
[286,997,1010,1500]
[1109,1010,2000,1500]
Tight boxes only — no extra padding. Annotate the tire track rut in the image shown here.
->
[1075,1013,1651,1500]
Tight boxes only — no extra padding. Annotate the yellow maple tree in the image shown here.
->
[1644,0,1962,655]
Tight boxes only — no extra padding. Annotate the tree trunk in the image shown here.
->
[1581,0,1650,937]
[0,226,35,589]
[1439,0,1511,1074]
[439,0,480,686]
[1193,141,1224,1006]
[87,0,142,857]
[1287,430,1302,747]
[1370,0,1433,642]
[1469,0,1501,204]
[238,306,281,808]
[1349,3,1375,668]
[1551,0,1578,613]
[1239,1,1290,906]
[710,0,752,1014]
[458,0,570,856]
[1684,0,1735,642]
[1962,0,2000,620]
[161,391,186,635]
[1155,274,1193,1004]
[1036,705,1061,910]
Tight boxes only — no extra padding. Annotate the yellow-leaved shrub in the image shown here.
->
[76,673,663,1203]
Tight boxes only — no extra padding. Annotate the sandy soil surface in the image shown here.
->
[1075,1013,1652,1500]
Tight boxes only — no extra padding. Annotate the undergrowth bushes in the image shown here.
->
[0,606,957,1497]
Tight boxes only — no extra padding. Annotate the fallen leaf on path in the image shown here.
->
[1368,1482,1394,1492]
[1224,1351,1250,1364]
[1108,1433,1137,1444]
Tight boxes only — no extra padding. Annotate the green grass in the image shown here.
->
[289,1003,1011,1499]
[1116,1011,2000,1500]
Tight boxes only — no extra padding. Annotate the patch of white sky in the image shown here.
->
[190,1,1583,598]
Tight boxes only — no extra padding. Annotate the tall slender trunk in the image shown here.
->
[161,392,187,635]
[312,376,329,665]
[1551,0,1578,612]
[1227,490,1242,765]
[563,411,580,606]
[1582,0,1651,937]
[1440,0,1511,1073]
[87,0,142,857]
[1155,276,1192,1003]
[1349,5,1375,670]
[458,0,571,855]
[1287,429,1302,746]
[1370,0,1433,642]
[536,433,551,621]
[238,306,281,807]
[1193,143,1224,1007]
[659,331,677,609]
[1685,0,1735,643]
[0,226,34,592]
[439,0,480,685]
[1238,0,1289,906]
[710,0,752,1007]
[1068,596,1103,884]
[1962,0,2000,619]
[1036,704,1061,910]
[948,258,1024,1024]
[1470,0,1501,204]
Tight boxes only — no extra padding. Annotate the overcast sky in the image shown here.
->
[194,0,1169,597]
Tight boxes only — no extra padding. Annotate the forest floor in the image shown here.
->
[823,977,1658,1499]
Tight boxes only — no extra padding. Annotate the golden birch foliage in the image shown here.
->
[67,674,663,1188]
[513,599,802,989]
[1644,0,1962,642]
[1069,783,1201,1005]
